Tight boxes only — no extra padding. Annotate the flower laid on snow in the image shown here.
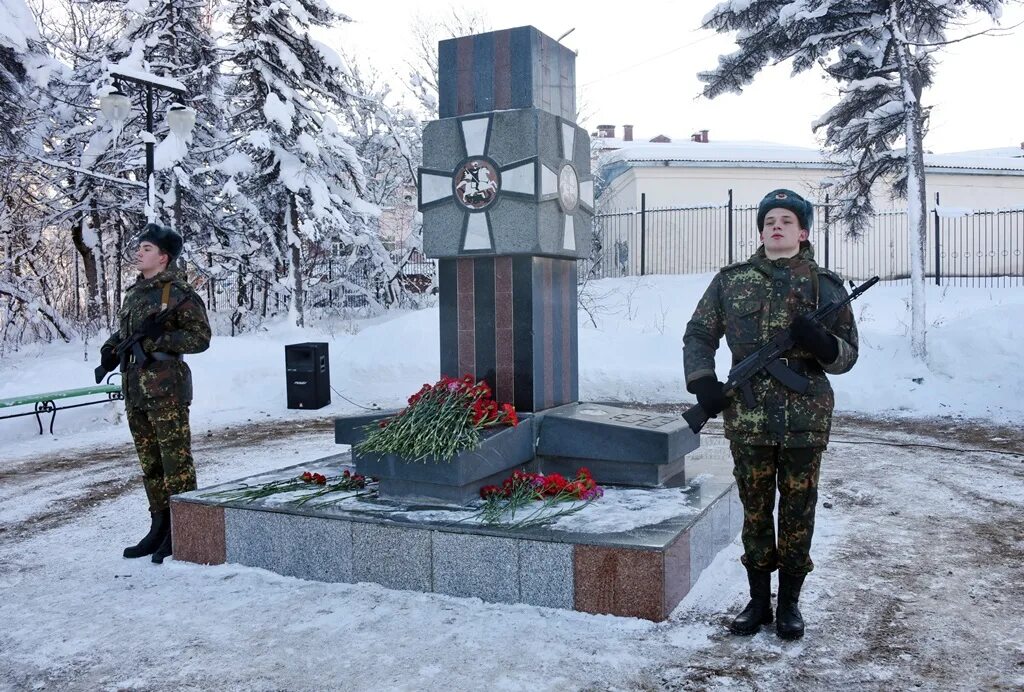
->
[477,467,604,527]
[201,468,369,505]
[355,374,519,462]
[301,471,328,485]
[292,469,369,506]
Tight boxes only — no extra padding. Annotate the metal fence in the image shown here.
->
[585,192,1024,287]
[383,237,436,293]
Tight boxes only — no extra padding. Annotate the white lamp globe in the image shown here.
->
[100,90,132,124]
[166,103,196,138]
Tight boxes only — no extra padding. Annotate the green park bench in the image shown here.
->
[0,378,124,435]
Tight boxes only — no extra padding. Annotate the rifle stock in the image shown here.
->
[683,276,879,434]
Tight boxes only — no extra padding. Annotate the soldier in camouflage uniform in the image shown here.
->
[100,224,211,564]
[683,189,859,640]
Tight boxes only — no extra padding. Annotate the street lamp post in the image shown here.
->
[99,69,195,222]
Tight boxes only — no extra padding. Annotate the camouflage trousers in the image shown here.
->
[730,443,823,576]
[126,405,198,513]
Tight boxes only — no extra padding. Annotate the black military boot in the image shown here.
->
[729,568,773,635]
[776,571,807,639]
[123,508,169,559]
[151,529,173,564]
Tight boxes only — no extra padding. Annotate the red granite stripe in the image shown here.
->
[543,259,554,409]
[458,330,475,377]
[496,371,514,405]
[170,501,225,565]
[561,261,572,404]
[574,545,666,621]
[494,30,511,110]
[456,36,474,116]
[494,254,512,291]
[457,256,474,295]
[494,256,514,403]
[495,258,513,324]
[457,258,475,376]
[495,330,513,402]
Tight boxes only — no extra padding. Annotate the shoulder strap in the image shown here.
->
[811,268,820,309]
[816,267,848,296]
[160,282,172,311]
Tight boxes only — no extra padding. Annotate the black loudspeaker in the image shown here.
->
[285,342,330,409]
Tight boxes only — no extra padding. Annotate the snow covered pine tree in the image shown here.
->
[699,0,1007,359]
[222,0,371,327]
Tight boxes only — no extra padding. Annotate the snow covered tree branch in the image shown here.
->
[698,0,1009,360]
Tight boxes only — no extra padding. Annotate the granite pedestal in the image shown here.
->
[170,434,738,622]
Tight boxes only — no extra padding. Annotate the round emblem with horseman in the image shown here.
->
[453,158,500,210]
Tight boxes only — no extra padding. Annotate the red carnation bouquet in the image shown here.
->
[355,375,519,462]
[479,467,603,502]
[476,467,604,527]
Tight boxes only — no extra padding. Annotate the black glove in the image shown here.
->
[689,376,729,418]
[138,317,166,341]
[791,314,839,363]
[100,345,119,371]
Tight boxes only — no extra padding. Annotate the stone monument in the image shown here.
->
[338,25,699,505]
[420,25,592,413]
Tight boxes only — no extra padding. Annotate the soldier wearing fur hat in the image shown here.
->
[100,223,211,564]
[683,189,860,639]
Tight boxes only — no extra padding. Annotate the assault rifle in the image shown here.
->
[683,276,879,434]
[93,304,178,384]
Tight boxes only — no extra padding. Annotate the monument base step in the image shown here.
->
[170,443,738,622]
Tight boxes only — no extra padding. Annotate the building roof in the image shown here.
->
[598,139,1024,175]
[940,146,1024,159]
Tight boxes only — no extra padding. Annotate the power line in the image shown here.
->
[580,32,717,87]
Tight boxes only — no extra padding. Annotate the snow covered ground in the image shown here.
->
[2,275,1023,689]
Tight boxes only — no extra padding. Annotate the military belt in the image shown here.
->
[733,356,819,373]
[126,351,182,366]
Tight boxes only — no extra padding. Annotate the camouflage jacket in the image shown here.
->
[683,242,859,447]
[102,270,211,410]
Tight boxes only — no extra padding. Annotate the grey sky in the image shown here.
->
[339,1,1023,154]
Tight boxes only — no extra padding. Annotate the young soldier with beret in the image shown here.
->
[101,224,211,564]
[683,189,860,639]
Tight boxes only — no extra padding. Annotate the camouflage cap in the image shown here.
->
[138,223,183,262]
[757,189,813,231]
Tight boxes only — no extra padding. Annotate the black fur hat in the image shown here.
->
[137,223,183,263]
